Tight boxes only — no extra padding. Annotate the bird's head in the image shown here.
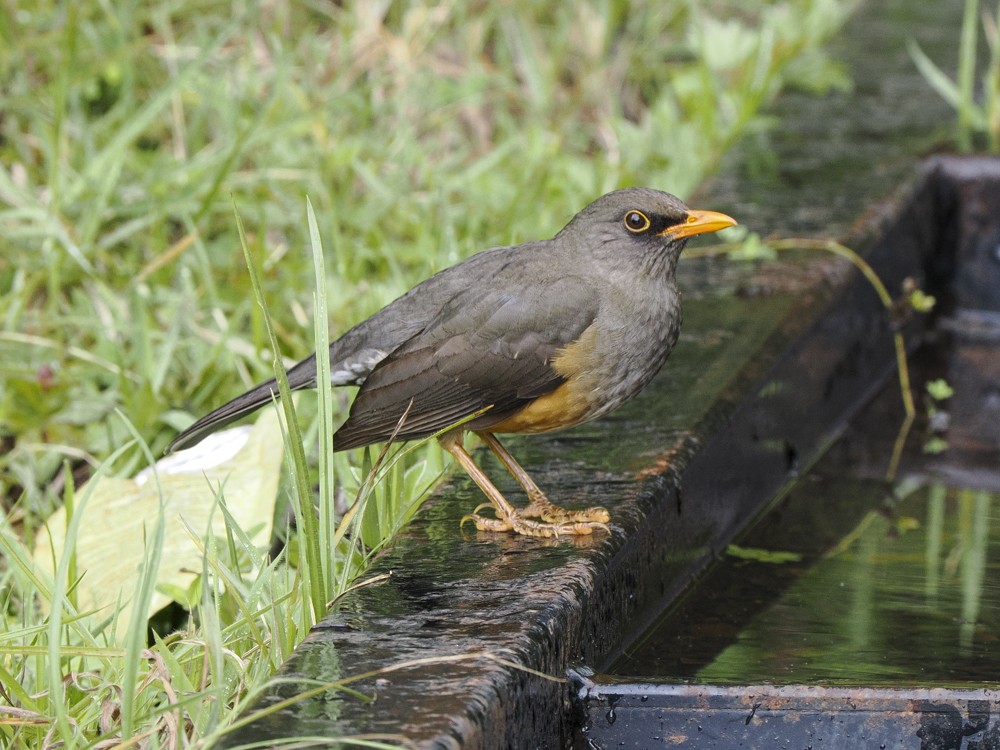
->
[558,188,737,272]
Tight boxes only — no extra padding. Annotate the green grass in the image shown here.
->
[1,0,854,746]
[909,0,1000,151]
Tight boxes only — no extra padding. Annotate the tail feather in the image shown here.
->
[166,354,318,453]
[167,278,438,454]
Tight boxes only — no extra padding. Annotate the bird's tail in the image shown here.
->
[165,355,318,453]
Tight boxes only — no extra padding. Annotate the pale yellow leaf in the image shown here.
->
[34,407,286,640]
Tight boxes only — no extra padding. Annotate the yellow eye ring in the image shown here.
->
[624,210,651,233]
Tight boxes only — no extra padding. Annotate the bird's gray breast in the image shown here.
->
[581,277,683,421]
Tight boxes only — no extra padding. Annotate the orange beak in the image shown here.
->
[659,209,738,240]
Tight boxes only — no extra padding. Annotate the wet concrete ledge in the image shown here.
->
[221,1,986,747]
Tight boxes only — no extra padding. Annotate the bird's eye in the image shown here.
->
[624,210,651,233]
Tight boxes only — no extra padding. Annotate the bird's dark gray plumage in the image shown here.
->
[167,188,736,537]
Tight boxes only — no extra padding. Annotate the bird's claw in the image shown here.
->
[461,510,608,538]
[521,498,611,525]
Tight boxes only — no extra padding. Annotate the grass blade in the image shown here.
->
[233,205,326,621]
[307,198,337,597]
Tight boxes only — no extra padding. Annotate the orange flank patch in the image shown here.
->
[489,325,600,434]
[489,380,595,433]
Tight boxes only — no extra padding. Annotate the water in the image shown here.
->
[611,326,1000,688]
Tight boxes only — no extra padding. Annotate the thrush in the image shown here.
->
[168,188,736,537]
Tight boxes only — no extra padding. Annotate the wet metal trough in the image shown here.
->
[575,684,1000,750]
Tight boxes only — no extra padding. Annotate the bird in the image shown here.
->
[168,188,736,537]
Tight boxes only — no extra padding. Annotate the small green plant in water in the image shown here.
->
[727,544,803,564]
[923,378,955,455]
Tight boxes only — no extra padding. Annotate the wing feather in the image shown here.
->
[333,277,598,451]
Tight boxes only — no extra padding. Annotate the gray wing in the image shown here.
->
[166,244,544,453]
[332,275,599,450]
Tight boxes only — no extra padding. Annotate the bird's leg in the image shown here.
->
[475,431,610,525]
[439,431,605,537]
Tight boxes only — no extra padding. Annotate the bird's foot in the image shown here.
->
[461,503,608,538]
[521,493,611,525]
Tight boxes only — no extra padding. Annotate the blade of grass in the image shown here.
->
[307,198,337,596]
[985,4,1000,150]
[42,438,138,744]
[958,0,981,150]
[114,413,168,740]
[908,39,965,109]
[234,205,326,621]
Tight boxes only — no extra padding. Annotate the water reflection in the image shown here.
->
[613,475,1000,687]
[612,267,1000,688]
[957,489,991,654]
